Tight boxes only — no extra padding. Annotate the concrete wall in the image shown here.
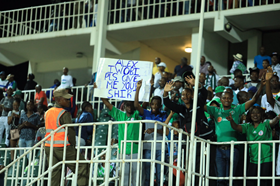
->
[139,43,179,73]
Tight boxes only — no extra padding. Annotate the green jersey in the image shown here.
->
[207,103,245,142]
[241,120,272,164]
[109,106,142,154]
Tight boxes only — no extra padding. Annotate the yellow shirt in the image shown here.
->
[152,64,170,75]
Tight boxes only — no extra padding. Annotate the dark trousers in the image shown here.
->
[247,162,272,186]
[45,146,89,186]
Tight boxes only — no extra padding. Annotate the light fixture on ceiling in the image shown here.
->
[224,22,232,32]
[185,47,192,53]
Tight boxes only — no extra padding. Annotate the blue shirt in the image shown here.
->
[167,130,178,156]
[141,109,167,150]
[254,55,271,69]
[19,111,40,140]
[174,65,192,76]
[46,84,57,99]
[75,112,94,141]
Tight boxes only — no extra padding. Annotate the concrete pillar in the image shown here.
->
[191,28,229,75]
[92,0,109,74]
[190,27,199,73]
[247,33,262,69]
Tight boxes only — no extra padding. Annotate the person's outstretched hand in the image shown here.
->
[164,81,175,92]
[226,113,233,122]
[266,67,274,81]
[137,80,143,89]
[185,75,195,86]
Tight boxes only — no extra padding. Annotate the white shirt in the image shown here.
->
[154,87,164,104]
[60,75,73,88]
[272,64,280,81]
[261,93,279,112]
[0,79,8,88]
[235,87,248,94]
[154,72,162,88]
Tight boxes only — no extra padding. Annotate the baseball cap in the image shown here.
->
[48,103,54,107]
[6,74,14,80]
[12,90,22,96]
[53,88,73,99]
[157,62,166,68]
[171,76,183,82]
[215,86,225,93]
[248,86,257,94]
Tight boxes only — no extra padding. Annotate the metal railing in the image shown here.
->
[1,0,279,38]
[22,85,122,117]
[0,120,191,186]
[0,0,97,38]
[0,120,279,186]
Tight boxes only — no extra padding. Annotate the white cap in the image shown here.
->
[157,62,166,68]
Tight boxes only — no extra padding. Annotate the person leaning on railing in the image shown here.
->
[204,75,265,186]
[44,88,89,186]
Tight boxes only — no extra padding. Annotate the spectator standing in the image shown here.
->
[0,87,14,146]
[44,89,89,185]
[254,46,272,69]
[154,78,166,105]
[7,98,23,161]
[174,57,192,76]
[199,73,206,87]
[271,52,280,80]
[259,59,269,78]
[234,76,248,94]
[245,67,265,105]
[230,53,248,74]
[101,97,141,186]
[46,79,60,100]
[228,107,279,186]
[265,68,280,176]
[0,72,8,90]
[35,85,48,107]
[205,65,220,90]
[18,100,40,158]
[134,80,167,186]
[75,102,94,147]
[154,62,167,88]
[172,76,184,93]
[205,81,264,186]
[13,90,25,111]
[153,57,170,75]
[23,73,37,102]
[60,67,73,88]
[5,74,17,91]
[200,56,210,75]
[261,73,280,112]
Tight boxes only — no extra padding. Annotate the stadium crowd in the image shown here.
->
[0,46,280,186]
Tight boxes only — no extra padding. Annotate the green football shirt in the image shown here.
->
[109,106,142,155]
[241,120,272,164]
[207,103,245,142]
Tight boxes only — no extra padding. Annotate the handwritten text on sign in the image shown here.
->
[94,58,153,102]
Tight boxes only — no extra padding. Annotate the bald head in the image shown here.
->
[218,77,229,87]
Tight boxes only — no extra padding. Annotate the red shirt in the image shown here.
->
[35,91,48,107]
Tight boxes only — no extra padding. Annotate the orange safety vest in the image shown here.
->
[44,107,70,147]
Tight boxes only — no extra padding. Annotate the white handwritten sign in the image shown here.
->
[94,58,153,102]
